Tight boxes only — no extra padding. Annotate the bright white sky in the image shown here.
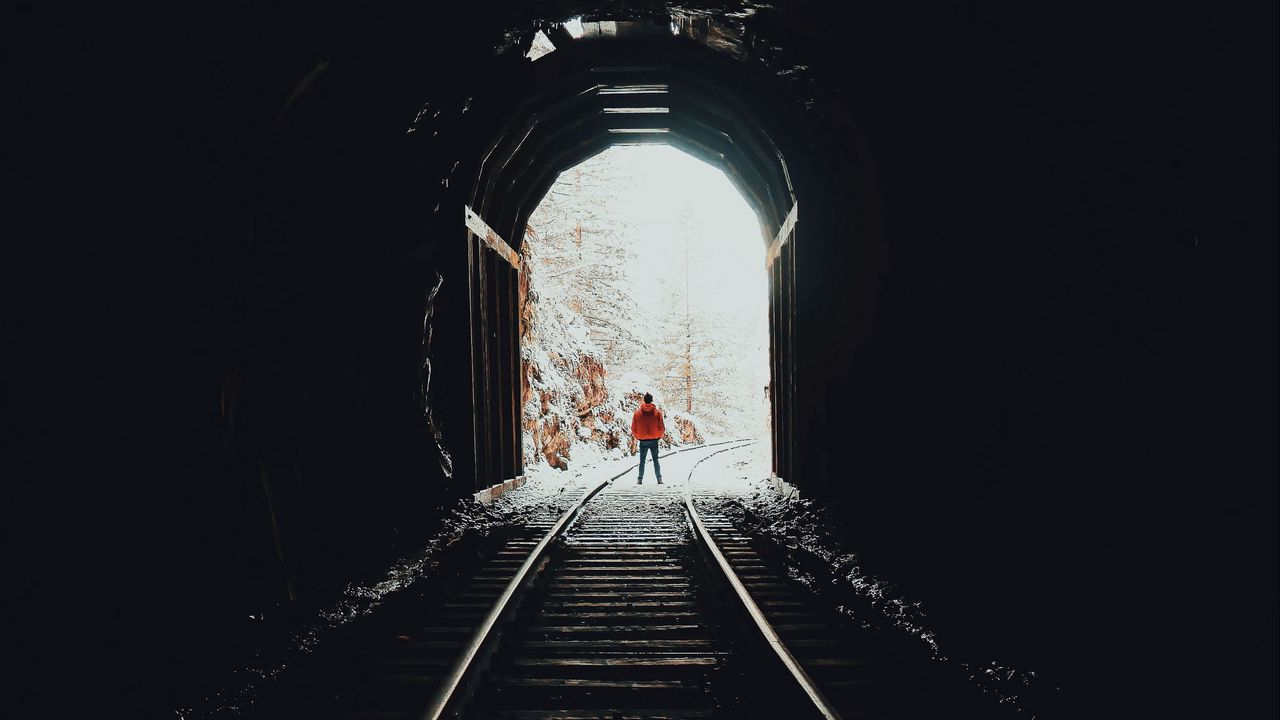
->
[591,144,769,319]
[526,143,771,438]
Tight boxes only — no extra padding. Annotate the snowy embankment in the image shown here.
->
[687,444,1053,718]
[518,226,705,475]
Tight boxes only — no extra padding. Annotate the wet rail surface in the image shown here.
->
[467,485,747,718]
[246,443,1010,719]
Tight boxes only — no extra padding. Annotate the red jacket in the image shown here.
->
[631,402,665,440]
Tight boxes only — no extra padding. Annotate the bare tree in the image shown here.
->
[522,147,769,462]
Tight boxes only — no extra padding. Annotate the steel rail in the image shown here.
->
[420,438,755,720]
[683,442,845,720]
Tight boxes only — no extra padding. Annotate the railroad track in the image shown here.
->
[421,441,850,720]
[252,441,1000,719]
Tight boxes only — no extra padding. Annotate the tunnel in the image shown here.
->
[462,28,801,492]
[3,2,1276,719]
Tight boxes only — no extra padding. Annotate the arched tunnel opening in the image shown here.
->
[519,145,771,477]
[460,30,802,494]
[3,3,1275,719]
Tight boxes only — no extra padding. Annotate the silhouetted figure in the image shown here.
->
[631,392,665,484]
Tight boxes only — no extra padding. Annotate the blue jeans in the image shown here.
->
[638,439,662,481]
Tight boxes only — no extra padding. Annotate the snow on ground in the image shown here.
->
[683,437,772,494]
[493,449,636,524]
[499,439,766,523]
[686,443,1052,718]
[176,496,513,719]
[187,439,1048,718]
[506,442,1049,717]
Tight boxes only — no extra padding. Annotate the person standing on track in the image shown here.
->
[631,392,665,484]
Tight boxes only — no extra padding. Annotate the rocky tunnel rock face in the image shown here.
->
[518,244,704,471]
[3,2,1274,719]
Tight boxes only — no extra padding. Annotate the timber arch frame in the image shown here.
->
[463,31,800,491]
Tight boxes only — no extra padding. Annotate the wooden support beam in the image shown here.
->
[465,205,521,270]
[473,475,527,505]
[765,201,798,268]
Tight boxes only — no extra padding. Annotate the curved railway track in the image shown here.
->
[422,441,843,720]
[249,441,1006,719]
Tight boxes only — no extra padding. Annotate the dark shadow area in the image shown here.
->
[3,2,1275,718]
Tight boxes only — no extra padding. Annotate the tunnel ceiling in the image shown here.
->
[469,28,797,248]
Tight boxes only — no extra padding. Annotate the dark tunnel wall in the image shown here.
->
[2,1,1275,718]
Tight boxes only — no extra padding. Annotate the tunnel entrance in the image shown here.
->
[519,145,771,476]
[459,32,799,494]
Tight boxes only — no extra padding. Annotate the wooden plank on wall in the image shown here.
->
[465,205,521,270]
[765,201,798,268]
